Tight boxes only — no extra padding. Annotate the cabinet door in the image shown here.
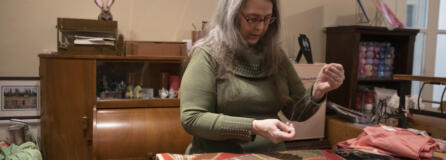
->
[40,58,96,160]
[94,107,192,159]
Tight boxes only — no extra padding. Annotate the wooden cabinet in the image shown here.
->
[39,54,192,160]
[325,25,419,109]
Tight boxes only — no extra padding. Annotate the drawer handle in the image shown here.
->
[82,116,88,134]
[81,116,92,145]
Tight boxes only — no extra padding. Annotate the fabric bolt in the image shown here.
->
[338,125,439,159]
[180,46,324,154]
[0,142,42,160]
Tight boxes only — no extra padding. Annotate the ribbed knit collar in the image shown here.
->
[231,52,268,78]
[199,46,269,79]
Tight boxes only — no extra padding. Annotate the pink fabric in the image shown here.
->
[338,125,439,159]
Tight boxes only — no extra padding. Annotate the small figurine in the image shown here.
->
[125,85,133,99]
[168,88,177,99]
[95,0,115,21]
[134,85,142,99]
[159,88,169,99]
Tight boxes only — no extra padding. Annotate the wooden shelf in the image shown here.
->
[326,25,419,35]
[38,54,184,62]
[325,25,419,109]
[393,74,446,84]
[96,98,180,109]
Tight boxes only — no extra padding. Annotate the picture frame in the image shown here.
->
[357,0,370,23]
[0,77,40,119]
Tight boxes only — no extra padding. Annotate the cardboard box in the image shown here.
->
[125,41,187,57]
[278,63,326,140]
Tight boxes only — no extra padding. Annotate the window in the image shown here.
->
[407,0,446,110]
[438,0,446,30]
[406,0,428,101]
[406,0,428,28]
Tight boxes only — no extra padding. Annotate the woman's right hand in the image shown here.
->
[252,119,295,144]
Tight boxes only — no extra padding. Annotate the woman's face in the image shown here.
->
[238,0,274,46]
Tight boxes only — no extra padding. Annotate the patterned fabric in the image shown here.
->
[278,150,344,160]
[0,142,42,160]
[156,153,279,160]
[155,150,344,160]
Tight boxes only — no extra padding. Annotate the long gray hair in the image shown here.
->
[183,0,290,103]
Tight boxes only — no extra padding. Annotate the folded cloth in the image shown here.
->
[409,128,446,153]
[437,139,446,153]
[0,142,42,160]
[338,125,439,159]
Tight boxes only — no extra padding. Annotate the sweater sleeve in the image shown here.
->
[280,53,326,122]
[180,47,254,141]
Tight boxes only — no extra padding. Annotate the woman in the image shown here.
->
[180,0,344,154]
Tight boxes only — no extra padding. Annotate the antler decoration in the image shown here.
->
[95,0,115,21]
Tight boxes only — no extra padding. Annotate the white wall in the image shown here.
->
[0,0,218,76]
[0,0,410,143]
[0,0,409,76]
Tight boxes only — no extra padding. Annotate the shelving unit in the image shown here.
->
[325,25,419,109]
[39,54,192,160]
[96,98,180,108]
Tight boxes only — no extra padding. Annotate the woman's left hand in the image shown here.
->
[312,63,345,100]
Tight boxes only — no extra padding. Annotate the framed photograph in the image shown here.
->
[0,77,40,119]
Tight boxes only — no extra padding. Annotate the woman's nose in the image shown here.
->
[254,22,267,31]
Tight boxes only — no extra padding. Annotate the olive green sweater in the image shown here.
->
[180,46,323,154]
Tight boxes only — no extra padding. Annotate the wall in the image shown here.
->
[0,0,393,76]
[2,0,424,142]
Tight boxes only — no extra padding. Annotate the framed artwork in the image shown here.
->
[0,77,40,119]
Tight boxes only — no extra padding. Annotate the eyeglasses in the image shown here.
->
[240,13,277,25]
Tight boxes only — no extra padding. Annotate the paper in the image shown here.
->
[73,35,115,46]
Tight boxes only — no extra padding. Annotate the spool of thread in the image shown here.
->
[161,72,170,89]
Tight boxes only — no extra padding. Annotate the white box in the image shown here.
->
[278,63,326,140]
